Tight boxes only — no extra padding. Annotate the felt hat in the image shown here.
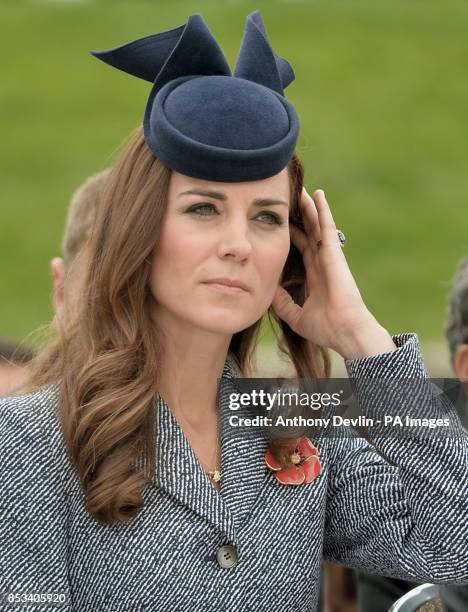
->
[91,10,300,182]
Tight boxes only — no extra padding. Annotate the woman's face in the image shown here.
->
[149,168,291,335]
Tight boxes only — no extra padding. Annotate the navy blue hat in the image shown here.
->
[91,10,300,182]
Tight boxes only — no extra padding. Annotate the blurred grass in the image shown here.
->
[0,0,467,348]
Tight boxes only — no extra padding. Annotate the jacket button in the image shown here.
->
[216,544,238,568]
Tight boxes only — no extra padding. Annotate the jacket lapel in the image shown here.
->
[218,360,270,529]
[152,352,270,540]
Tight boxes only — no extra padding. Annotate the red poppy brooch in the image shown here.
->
[265,436,322,485]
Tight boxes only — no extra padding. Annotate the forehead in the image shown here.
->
[168,168,290,201]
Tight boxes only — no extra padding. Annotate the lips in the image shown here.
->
[203,278,250,292]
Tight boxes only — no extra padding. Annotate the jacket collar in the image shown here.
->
[153,351,269,542]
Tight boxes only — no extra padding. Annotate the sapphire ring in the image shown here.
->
[317,230,346,249]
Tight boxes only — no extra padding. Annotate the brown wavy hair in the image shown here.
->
[21,126,330,525]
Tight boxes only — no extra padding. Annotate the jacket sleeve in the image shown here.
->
[0,393,73,611]
[323,333,468,585]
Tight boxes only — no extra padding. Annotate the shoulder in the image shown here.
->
[0,382,66,475]
[1,382,60,438]
[0,384,71,559]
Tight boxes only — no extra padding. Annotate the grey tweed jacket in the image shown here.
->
[1,333,467,611]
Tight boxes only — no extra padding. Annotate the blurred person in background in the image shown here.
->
[51,168,111,326]
[445,257,468,391]
[0,169,110,398]
[439,256,468,612]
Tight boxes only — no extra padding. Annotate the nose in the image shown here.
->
[217,216,252,262]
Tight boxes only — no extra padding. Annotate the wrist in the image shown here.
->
[335,314,397,360]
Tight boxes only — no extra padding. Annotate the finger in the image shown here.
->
[300,187,321,245]
[290,224,316,268]
[312,189,341,248]
[293,187,313,237]
[289,226,321,296]
[271,285,303,333]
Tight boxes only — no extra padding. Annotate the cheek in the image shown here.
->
[149,226,207,297]
[257,235,290,286]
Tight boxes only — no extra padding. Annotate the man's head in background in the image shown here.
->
[50,168,111,323]
[439,257,468,612]
[1,168,110,398]
[445,256,468,382]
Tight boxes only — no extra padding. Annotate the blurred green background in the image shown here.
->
[1,0,467,356]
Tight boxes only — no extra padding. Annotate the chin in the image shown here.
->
[191,310,262,335]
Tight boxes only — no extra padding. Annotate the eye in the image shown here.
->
[186,203,219,216]
[256,211,284,226]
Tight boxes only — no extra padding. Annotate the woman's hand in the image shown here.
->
[271,188,396,360]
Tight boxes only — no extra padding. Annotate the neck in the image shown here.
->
[155,318,232,435]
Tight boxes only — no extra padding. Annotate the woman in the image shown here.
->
[1,11,466,612]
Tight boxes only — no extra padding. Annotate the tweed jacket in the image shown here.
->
[1,333,467,612]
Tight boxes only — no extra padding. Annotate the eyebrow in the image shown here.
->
[177,188,289,208]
